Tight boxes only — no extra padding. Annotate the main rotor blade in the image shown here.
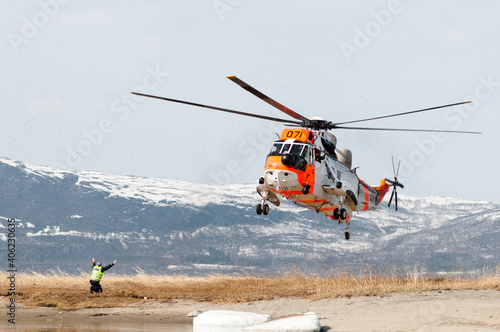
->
[333,125,482,134]
[333,101,471,126]
[227,75,310,122]
[131,92,302,125]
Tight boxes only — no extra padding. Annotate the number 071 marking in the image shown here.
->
[286,130,303,138]
[280,129,312,142]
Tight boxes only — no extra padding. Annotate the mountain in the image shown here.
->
[0,157,498,275]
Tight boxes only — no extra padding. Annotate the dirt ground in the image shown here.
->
[2,290,500,331]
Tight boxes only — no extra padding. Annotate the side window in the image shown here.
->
[307,146,314,164]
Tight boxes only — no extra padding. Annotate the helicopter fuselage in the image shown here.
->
[256,128,390,232]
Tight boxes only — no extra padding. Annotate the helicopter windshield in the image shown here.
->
[268,141,313,164]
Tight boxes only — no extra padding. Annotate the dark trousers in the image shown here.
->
[90,280,103,293]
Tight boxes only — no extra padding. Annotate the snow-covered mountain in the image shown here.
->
[0,157,498,275]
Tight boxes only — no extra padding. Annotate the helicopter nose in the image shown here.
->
[264,169,301,192]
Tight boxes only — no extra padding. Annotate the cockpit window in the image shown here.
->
[268,142,283,156]
[268,141,313,164]
[282,143,292,154]
[290,144,304,156]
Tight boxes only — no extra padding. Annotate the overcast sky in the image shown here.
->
[1,1,499,204]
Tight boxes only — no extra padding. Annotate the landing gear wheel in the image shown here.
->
[344,225,350,240]
[263,203,269,215]
[333,208,340,220]
[340,208,347,220]
[256,203,263,215]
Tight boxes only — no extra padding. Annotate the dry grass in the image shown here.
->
[2,267,499,309]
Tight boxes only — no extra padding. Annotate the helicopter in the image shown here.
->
[132,76,480,240]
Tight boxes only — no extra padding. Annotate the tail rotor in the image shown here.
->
[385,157,404,211]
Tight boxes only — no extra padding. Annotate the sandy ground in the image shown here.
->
[2,290,500,331]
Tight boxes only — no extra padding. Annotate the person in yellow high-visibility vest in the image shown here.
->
[90,257,117,293]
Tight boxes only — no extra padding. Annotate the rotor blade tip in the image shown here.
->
[226,75,235,79]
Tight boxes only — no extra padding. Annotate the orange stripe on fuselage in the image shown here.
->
[288,197,328,205]
[363,185,369,211]
[300,199,328,204]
